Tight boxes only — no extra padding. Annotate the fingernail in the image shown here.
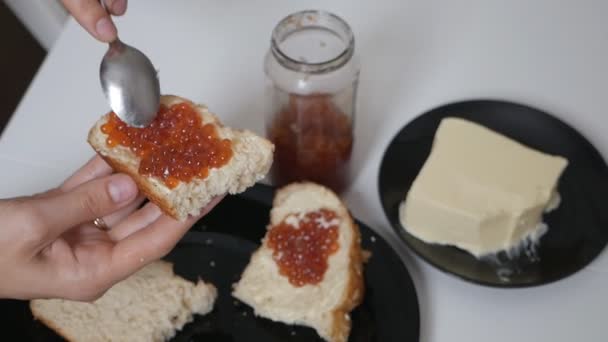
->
[95,17,117,41]
[108,176,136,203]
[112,0,127,15]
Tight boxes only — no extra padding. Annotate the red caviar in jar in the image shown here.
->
[100,103,233,188]
[268,94,353,193]
[267,209,340,287]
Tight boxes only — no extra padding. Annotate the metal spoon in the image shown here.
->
[99,11,160,127]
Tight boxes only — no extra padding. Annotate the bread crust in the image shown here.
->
[330,215,365,342]
[30,303,75,342]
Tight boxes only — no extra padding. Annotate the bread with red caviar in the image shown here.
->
[232,182,365,342]
[88,95,274,221]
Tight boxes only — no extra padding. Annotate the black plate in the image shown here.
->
[0,184,420,341]
[379,100,608,287]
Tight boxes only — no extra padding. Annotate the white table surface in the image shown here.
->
[2,0,607,341]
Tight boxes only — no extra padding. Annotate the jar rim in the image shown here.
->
[270,10,355,74]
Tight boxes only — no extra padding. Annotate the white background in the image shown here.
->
[1,1,607,341]
[4,0,67,50]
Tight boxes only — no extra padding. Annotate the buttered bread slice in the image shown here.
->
[88,95,274,221]
[233,182,365,342]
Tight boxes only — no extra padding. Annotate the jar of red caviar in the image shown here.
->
[264,10,359,194]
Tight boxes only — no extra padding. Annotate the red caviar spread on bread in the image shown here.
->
[267,209,340,287]
[101,103,233,188]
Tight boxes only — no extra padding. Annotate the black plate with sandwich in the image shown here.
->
[379,99,608,287]
[0,183,420,341]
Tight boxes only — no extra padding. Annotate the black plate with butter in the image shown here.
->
[0,184,420,341]
[379,100,608,287]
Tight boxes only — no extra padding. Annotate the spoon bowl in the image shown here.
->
[99,39,160,127]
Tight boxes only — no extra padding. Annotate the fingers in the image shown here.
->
[109,196,224,282]
[111,215,201,281]
[32,174,138,240]
[61,155,112,192]
[105,0,127,15]
[29,156,112,200]
[107,202,162,241]
[102,195,146,227]
[61,0,128,42]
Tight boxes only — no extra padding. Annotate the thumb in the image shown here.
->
[34,174,138,238]
[61,0,119,42]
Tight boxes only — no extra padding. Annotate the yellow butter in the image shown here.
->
[400,117,568,257]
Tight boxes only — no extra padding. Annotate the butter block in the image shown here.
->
[399,117,568,257]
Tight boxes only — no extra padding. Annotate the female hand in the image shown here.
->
[0,156,221,301]
[61,0,128,42]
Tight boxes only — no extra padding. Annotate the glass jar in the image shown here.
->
[264,10,360,194]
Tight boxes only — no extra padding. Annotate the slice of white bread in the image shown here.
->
[30,261,217,342]
[232,182,365,342]
[88,95,274,221]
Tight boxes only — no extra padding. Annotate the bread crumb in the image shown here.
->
[291,331,297,336]
[205,239,213,245]
[344,314,350,320]
[209,261,216,268]
[370,236,376,243]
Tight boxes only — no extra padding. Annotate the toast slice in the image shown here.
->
[232,182,365,342]
[30,261,217,342]
[88,95,274,221]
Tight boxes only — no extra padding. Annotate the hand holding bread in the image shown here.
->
[0,156,220,301]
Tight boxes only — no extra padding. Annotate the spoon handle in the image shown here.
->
[99,1,122,49]
[109,39,124,50]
